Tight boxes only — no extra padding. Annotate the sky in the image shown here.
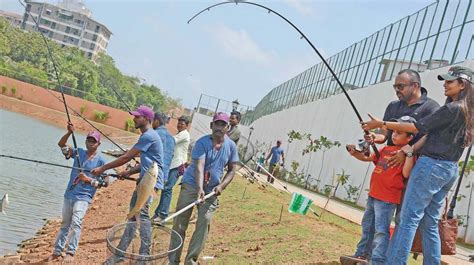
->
[1,0,433,109]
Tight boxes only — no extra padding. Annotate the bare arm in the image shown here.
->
[280,152,285,164]
[219,162,237,190]
[401,145,415,178]
[362,114,419,133]
[58,131,72,148]
[194,158,205,200]
[91,148,140,175]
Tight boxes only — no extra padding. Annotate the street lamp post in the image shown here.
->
[232,99,240,112]
[243,126,254,161]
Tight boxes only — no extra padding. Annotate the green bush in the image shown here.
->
[93,110,110,123]
[11,87,16,95]
[80,105,87,115]
[125,117,135,132]
[1,85,6,94]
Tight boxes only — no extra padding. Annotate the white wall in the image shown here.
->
[242,60,474,243]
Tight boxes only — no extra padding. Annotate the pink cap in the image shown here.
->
[87,131,101,143]
[212,112,229,123]
[129,105,154,121]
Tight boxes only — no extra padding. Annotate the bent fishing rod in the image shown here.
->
[18,0,84,186]
[0,154,137,182]
[188,0,379,158]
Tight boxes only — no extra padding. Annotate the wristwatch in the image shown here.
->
[405,151,413,158]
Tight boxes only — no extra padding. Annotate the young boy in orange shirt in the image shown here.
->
[343,116,416,265]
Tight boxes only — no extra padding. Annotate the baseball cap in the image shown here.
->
[86,131,101,143]
[129,105,154,121]
[438,66,473,82]
[390,116,417,124]
[212,112,229,123]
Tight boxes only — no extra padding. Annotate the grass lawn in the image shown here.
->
[152,174,423,264]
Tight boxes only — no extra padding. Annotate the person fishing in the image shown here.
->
[362,66,473,264]
[265,140,285,183]
[92,105,164,259]
[342,117,416,265]
[48,122,106,262]
[168,112,239,265]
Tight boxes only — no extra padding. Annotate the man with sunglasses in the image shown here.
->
[367,69,439,165]
[354,69,439,262]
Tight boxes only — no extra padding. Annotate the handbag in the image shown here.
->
[411,198,458,255]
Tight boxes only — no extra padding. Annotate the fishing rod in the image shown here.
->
[18,0,84,189]
[0,154,137,182]
[188,0,380,158]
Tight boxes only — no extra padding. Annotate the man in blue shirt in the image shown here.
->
[265,140,285,183]
[151,112,176,221]
[49,123,106,262]
[92,105,164,258]
[168,112,239,265]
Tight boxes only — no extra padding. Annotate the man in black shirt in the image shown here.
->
[367,69,439,166]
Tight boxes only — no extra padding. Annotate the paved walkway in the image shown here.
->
[240,166,472,265]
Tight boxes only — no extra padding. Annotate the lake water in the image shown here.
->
[0,109,118,255]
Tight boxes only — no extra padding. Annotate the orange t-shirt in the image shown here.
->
[368,146,408,204]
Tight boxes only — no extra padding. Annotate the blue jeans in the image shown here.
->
[116,190,152,256]
[386,156,458,265]
[53,198,89,256]
[355,196,396,265]
[154,167,180,219]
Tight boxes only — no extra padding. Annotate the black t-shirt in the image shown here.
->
[383,87,440,145]
[415,102,466,161]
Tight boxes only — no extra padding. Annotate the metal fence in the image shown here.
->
[251,0,473,123]
[193,94,255,125]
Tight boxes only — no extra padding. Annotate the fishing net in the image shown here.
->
[105,221,182,264]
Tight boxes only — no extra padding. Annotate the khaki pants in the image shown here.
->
[168,183,218,265]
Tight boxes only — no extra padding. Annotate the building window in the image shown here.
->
[65,26,70,33]
[26,4,31,12]
[51,22,56,29]
[95,25,100,32]
[46,9,51,15]
[90,43,95,49]
[88,52,93,59]
[48,31,54,38]
[92,34,97,41]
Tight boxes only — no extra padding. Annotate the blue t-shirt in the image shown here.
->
[269,146,284,164]
[133,128,164,189]
[155,126,175,185]
[182,135,239,193]
[64,148,106,203]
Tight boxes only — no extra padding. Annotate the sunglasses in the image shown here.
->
[393,82,417,91]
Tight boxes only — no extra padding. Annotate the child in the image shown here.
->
[48,122,107,262]
[343,116,416,265]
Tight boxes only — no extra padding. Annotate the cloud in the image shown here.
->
[205,24,275,65]
[284,0,314,16]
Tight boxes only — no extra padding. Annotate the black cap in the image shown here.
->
[390,116,417,124]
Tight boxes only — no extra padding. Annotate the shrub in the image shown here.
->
[93,110,110,123]
[11,87,16,95]
[1,85,6,94]
[80,105,87,115]
[125,117,135,132]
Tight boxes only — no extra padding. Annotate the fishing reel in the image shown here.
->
[61,146,71,160]
[91,176,109,188]
[345,139,371,156]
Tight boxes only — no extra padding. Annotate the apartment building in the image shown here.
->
[21,0,112,61]
[0,10,23,27]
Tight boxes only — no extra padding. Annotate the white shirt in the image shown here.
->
[170,129,191,169]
